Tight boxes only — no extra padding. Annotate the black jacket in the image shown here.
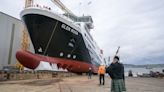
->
[106,62,125,79]
[88,70,92,75]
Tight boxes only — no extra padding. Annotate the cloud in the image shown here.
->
[0,0,164,64]
[0,0,24,19]
[79,0,164,64]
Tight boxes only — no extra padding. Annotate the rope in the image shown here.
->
[44,21,58,55]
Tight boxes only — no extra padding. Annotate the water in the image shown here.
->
[124,67,164,77]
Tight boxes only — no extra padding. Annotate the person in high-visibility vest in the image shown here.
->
[98,64,106,85]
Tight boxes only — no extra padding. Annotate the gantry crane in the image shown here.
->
[24,0,75,15]
[51,0,75,16]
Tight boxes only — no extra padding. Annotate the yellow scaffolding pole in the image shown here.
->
[15,0,32,71]
[16,27,30,71]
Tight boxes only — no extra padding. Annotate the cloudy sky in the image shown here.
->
[0,0,164,64]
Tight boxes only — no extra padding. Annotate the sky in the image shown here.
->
[0,0,164,65]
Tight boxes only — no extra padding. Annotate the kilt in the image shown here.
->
[111,79,126,92]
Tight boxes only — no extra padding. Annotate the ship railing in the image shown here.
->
[25,4,80,29]
[25,4,51,11]
[25,4,72,21]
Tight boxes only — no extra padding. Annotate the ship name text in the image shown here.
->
[61,24,78,35]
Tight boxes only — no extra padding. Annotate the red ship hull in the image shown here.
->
[16,50,98,73]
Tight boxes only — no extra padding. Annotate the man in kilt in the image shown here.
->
[107,56,126,92]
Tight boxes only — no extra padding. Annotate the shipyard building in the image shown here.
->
[0,12,33,70]
[0,12,61,71]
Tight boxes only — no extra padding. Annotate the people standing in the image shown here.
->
[98,64,106,85]
[128,70,133,77]
[88,67,92,79]
[107,56,126,92]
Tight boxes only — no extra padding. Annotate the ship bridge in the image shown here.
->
[64,13,94,29]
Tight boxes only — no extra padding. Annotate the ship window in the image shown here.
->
[60,52,64,57]
[73,55,76,59]
[67,54,71,58]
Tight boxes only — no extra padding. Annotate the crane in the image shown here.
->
[25,0,75,16]
[51,0,75,16]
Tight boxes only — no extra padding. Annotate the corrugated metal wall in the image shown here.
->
[0,12,33,70]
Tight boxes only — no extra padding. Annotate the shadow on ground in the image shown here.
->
[0,78,63,86]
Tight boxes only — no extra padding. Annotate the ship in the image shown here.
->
[16,5,104,73]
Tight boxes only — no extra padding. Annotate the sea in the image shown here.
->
[124,67,164,77]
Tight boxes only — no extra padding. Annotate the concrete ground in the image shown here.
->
[0,76,164,92]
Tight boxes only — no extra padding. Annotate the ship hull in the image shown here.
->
[16,50,98,73]
[16,8,99,73]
